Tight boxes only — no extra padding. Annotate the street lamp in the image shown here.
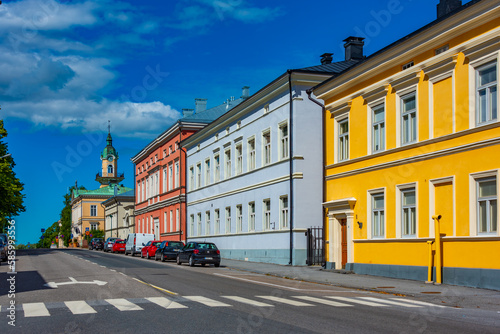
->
[58,220,62,248]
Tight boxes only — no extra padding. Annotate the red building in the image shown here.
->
[132,90,248,241]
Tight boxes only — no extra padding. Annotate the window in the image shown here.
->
[108,165,113,174]
[280,196,288,229]
[174,162,179,188]
[205,211,211,235]
[214,154,220,182]
[476,62,497,125]
[197,213,202,236]
[338,118,349,161]
[190,215,194,236]
[402,61,414,70]
[236,144,242,175]
[477,177,497,234]
[164,212,167,233]
[142,180,145,201]
[263,130,271,165]
[225,207,231,234]
[169,146,172,155]
[248,138,256,171]
[225,148,231,179]
[163,168,167,193]
[372,104,385,152]
[248,202,255,231]
[263,199,271,230]
[236,205,243,233]
[401,92,417,145]
[189,166,194,191]
[435,44,449,55]
[170,210,173,232]
[196,163,202,189]
[169,164,173,190]
[402,188,416,237]
[215,209,220,234]
[90,205,97,216]
[163,149,166,158]
[90,223,98,230]
[372,193,385,238]
[264,104,269,114]
[279,123,289,160]
[176,208,179,231]
[205,159,210,186]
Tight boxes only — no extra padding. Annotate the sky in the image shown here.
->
[0,0,473,244]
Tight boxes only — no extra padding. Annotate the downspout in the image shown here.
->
[307,88,326,267]
[288,71,294,266]
[179,122,184,243]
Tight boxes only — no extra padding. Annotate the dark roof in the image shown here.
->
[180,98,245,123]
[295,60,360,73]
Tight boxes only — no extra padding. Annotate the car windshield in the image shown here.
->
[169,242,184,248]
[152,242,161,247]
[197,243,217,250]
[116,240,125,244]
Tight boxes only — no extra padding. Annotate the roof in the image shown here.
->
[295,60,360,74]
[101,189,135,206]
[180,98,245,123]
[73,185,132,198]
[100,133,119,160]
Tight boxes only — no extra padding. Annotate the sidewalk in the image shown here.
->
[221,258,500,311]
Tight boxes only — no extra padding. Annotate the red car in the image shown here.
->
[141,240,162,259]
[112,239,126,253]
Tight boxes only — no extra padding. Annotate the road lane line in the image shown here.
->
[132,278,178,295]
[389,298,450,308]
[293,296,353,307]
[23,303,50,317]
[105,299,143,311]
[65,301,97,314]
[257,296,314,306]
[184,296,232,307]
[358,297,422,308]
[222,296,274,307]
[326,296,389,307]
[146,297,188,309]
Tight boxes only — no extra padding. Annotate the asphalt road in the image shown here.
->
[1,249,499,333]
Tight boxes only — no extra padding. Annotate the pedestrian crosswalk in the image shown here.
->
[2,295,453,318]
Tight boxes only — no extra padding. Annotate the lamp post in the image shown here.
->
[58,220,62,248]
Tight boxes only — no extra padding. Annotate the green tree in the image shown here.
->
[0,119,26,233]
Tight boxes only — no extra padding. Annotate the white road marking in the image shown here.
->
[65,301,97,314]
[23,303,50,317]
[359,297,422,308]
[222,296,274,307]
[390,298,450,308]
[257,296,314,306]
[105,298,143,311]
[327,296,389,307]
[184,296,232,307]
[294,296,353,307]
[146,297,188,309]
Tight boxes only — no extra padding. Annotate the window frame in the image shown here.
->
[263,199,271,230]
[338,117,349,162]
[401,187,417,237]
[477,176,497,235]
[279,121,289,160]
[225,207,231,234]
[262,129,271,166]
[248,202,255,232]
[371,103,385,153]
[400,91,417,145]
[247,137,256,171]
[475,61,498,126]
[205,211,211,236]
[236,204,243,233]
[280,195,289,229]
[235,143,243,175]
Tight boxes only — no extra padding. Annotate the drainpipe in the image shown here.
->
[307,88,326,267]
[179,122,185,243]
[288,70,294,266]
[432,215,442,284]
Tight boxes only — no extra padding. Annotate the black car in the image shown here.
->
[89,238,104,250]
[155,241,185,262]
[176,242,220,267]
[103,237,118,252]
[0,240,6,264]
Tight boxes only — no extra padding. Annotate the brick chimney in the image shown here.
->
[241,86,250,99]
[320,53,333,65]
[344,37,365,61]
[437,0,462,19]
[182,108,194,117]
[195,98,207,113]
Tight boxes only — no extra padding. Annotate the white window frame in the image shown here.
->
[215,209,220,234]
[224,148,231,179]
[263,199,271,230]
[190,214,194,237]
[370,190,385,239]
[163,168,167,193]
[262,129,271,166]
[370,102,385,153]
[280,195,288,229]
[164,211,167,233]
[235,143,243,175]
[196,163,202,189]
[397,184,417,238]
[205,158,211,186]
[236,205,243,233]
[170,210,173,233]
[469,170,499,236]
[214,153,220,182]
[338,118,349,162]
[247,137,256,171]
[248,202,255,232]
[475,61,498,126]
[400,91,417,145]
[169,164,173,191]
[197,213,202,236]
[469,52,498,128]
[189,166,194,191]
[174,161,179,189]
[90,205,97,217]
[279,121,289,160]
[225,207,231,234]
[205,211,211,236]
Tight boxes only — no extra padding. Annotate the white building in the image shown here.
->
[183,43,363,265]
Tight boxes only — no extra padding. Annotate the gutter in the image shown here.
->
[179,121,184,243]
[288,70,294,266]
[307,88,327,267]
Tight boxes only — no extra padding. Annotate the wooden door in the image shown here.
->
[340,219,347,268]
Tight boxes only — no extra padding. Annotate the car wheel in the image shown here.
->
[176,255,181,265]
[141,252,144,258]
[146,252,150,260]
[201,263,206,267]
[189,256,195,267]
[161,254,165,262]
[214,263,220,268]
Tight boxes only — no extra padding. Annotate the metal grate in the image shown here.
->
[306,227,325,266]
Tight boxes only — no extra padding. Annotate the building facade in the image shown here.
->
[132,92,248,242]
[102,189,135,240]
[314,0,500,289]
[183,53,361,265]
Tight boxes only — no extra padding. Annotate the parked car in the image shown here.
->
[176,242,221,267]
[124,233,155,256]
[155,241,185,262]
[141,240,162,259]
[112,239,126,253]
[89,238,104,250]
[0,240,6,264]
[103,237,118,252]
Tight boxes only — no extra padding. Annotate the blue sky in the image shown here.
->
[0,0,472,244]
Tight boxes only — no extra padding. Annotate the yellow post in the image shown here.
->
[426,241,434,283]
[432,215,442,285]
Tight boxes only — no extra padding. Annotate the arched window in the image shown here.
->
[108,164,113,174]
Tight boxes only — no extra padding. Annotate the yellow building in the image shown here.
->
[313,0,499,289]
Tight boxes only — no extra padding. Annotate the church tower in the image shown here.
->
[96,122,124,188]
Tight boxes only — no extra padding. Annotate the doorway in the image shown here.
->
[340,219,347,269]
